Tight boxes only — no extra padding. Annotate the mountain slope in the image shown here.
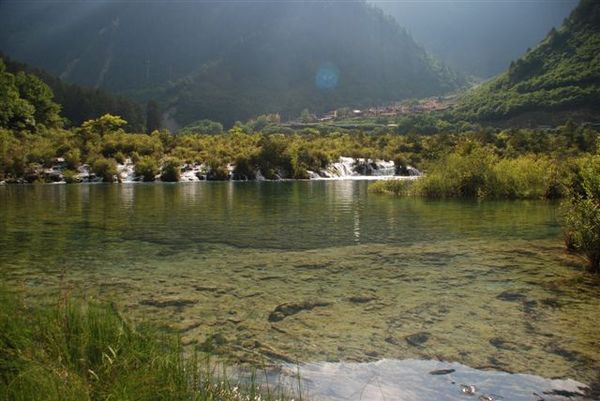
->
[0,1,464,126]
[1,54,145,131]
[456,0,600,124]
[372,0,577,78]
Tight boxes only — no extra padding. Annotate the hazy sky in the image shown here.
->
[372,0,578,77]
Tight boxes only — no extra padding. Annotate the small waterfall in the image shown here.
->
[117,159,136,183]
[316,157,419,179]
[306,170,321,179]
[255,170,266,181]
[180,164,205,182]
[76,164,102,183]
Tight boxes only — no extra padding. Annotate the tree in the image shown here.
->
[145,100,161,134]
[15,71,62,128]
[0,59,35,129]
[180,119,223,135]
[81,114,127,137]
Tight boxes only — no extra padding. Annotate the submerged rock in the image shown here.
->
[348,295,377,304]
[405,332,430,347]
[139,298,197,308]
[268,301,331,322]
[429,368,456,375]
[461,384,477,395]
[384,336,400,346]
[496,291,527,302]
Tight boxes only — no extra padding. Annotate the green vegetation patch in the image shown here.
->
[0,288,297,401]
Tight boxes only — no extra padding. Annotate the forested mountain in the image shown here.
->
[0,1,464,127]
[2,55,145,131]
[373,0,577,78]
[456,0,600,124]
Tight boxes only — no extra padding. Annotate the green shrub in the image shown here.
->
[135,156,159,182]
[232,154,256,180]
[206,159,230,181]
[414,144,497,198]
[256,135,292,179]
[491,156,564,199]
[63,148,81,170]
[563,196,600,273]
[160,157,181,182]
[62,169,79,184]
[369,179,414,196]
[91,157,117,182]
[114,151,126,164]
[562,156,600,273]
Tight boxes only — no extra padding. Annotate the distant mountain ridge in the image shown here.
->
[373,0,577,78]
[0,1,464,126]
[456,0,600,124]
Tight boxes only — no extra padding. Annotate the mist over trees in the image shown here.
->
[0,1,464,126]
[373,0,578,78]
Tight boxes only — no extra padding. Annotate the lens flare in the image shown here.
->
[315,63,340,90]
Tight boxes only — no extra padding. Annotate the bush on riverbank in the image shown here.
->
[562,156,600,273]
[0,113,598,184]
[370,143,569,200]
[135,156,159,182]
[161,157,181,182]
[369,179,414,196]
[0,288,297,401]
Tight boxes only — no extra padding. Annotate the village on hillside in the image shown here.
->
[314,95,458,123]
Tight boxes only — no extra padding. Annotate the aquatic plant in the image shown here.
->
[0,288,299,401]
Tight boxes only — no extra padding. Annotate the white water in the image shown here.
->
[117,159,136,182]
[310,157,421,180]
[25,156,422,183]
[180,163,205,182]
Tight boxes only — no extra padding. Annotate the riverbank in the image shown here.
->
[2,115,597,185]
[0,156,420,185]
[0,287,299,401]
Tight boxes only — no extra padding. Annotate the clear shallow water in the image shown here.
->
[1,182,599,397]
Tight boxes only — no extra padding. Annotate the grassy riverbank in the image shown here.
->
[0,288,297,401]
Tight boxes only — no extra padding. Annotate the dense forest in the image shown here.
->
[0,1,464,127]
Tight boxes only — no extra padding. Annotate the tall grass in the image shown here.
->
[368,179,414,196]
[0,289,298,401]
[370,144,568,200]
[562,155,600,273]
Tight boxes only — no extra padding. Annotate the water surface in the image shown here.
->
[1,182,598,397]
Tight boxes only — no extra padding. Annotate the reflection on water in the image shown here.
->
[0,182,599,395]
[281,359,592,401]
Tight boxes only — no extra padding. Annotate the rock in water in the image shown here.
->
[429,369,456,375]
[268,301,331,322]
[405,332,430,347]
